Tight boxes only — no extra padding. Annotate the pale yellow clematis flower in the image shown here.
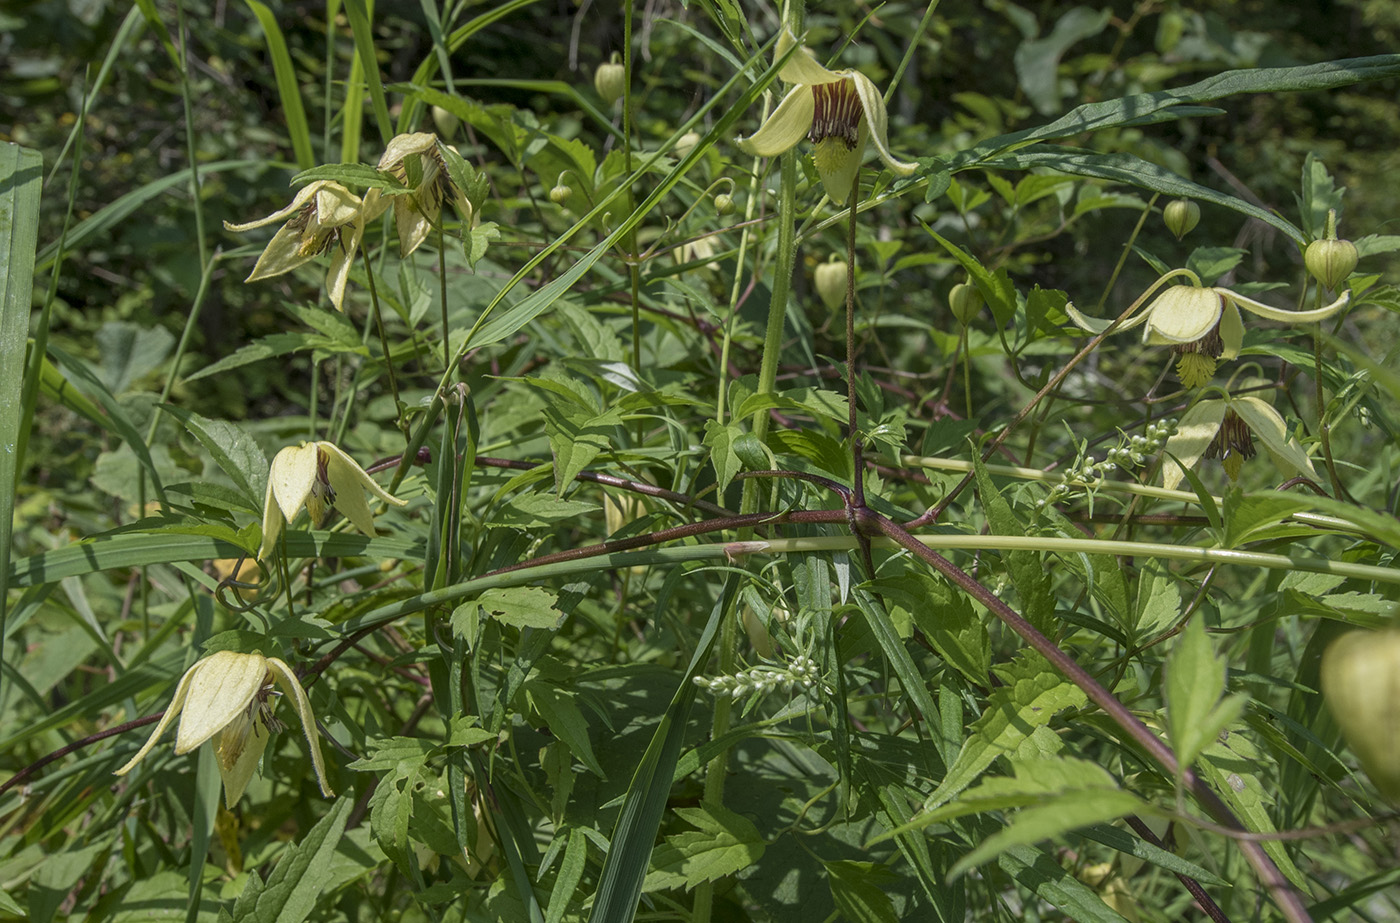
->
[114,650,332,808]
[1066,276,1350,387]
[1160,395,1318,490]
[258,442,407,560]
[223,180,368,312]
[367,132,474,258]
[735,28,916,205]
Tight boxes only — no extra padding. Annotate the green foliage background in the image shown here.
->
[2,1,1399,922]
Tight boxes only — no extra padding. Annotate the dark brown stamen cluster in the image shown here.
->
[1205,409,1256,480]
[1172,323,1224,359]
[809,80,862,150]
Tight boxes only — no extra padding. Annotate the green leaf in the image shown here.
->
[923,655,1088,813]
[852,587,946,744]
[0,143,40,670]
[868,573,989,684]
[545,828,589,923]
[643,801,764,892]
[183,332,364,383]
[94,320,174,395]
[486,493,598,529]
[1221,489,1312,548]
[703,419,744,493]
[347,737,437,772]
[1166,616,1227,769]
[475,585,563,631]
[1014,7,1112,114]
[997,844,1134,922]
[825,860,901,923]
[528,681,604,778]
[542,401,624,497]
[466,221,500,269]
[971,455,1054,633]
[229,797,351,923]
[161,406,267,509]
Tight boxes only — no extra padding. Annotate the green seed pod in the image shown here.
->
[594,58,626,106]
[714,193,735,216]
[549,184,573,205]
[949,281,984,325]
[1321,625,1400,803]
[814,258,849,312]
[1163,199,1200,240]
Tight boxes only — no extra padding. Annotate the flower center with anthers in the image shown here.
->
[809,80,862,150]
[1205,409,1256,480]
[291,204,340,259]
[305,448,338,524]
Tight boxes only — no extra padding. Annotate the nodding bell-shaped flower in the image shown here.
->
[224,181,368,312]
[367,132,474,259]
[735,28,916,205]
[258,442,407,560]
[1160,395,1318,491]
[114,651,332,808]
[1066,279,1350,387]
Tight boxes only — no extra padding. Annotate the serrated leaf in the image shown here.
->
[95,320,174,395]
[466,221,499,269]
[230,796,351,923]
[541,400,624,498]
[347,736,437,772]
[869,573,989,684]
[924,656,1088,812]
[972,455,1055,632]
[290,162,407,191]
[997,844,1135,922]
[643,801,764,892]
[474,585,563,630]
[162,406,267,508]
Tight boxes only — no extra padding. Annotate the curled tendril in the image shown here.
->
[215,555,280,612]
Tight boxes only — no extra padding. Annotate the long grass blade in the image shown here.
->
[244,0,316,169]
[0,143,42,689]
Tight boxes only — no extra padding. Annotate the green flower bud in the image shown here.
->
[1305,210,1358,291]
[431,105,460,140]
[549,184,573,205]
[714,193,735,216]
[1321,624,1400,803]
[1163,198,1200,240]
[949,281,984,325]
[814,258,848,312]
[594,56,626,106]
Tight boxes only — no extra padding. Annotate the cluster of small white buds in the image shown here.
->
[1038,419,1178,509]
[694,654,822,700]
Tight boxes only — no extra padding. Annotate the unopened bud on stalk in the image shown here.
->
[814,258,849,312]
[1321,622,1400,803]
[431,105,460,140]
[714,193,735,216]
[1163,198,1200,240]
[949,281,984,325]
[1305,209,1358,291]
[549,183,573,205]
[595,55,626,106]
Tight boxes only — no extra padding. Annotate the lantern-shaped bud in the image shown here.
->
[595,55,626,106]
[1320,624,1400,803]
[1305,209,1358,292]
[949,281,984,326]
[1163,198,1200,240]
[714,193,735,216]
[431,105,460,140]
[814,258,849,312]
[549,177,574,205]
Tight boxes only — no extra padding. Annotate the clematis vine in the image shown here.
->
[258,442,407,560]
[224,180,368,312]
[1066,271,1350,387]
[735,28,916,205]
[367,132,475,258]
[1160,394,1318,491]
[114,651,332,808]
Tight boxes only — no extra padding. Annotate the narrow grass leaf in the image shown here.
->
[244,1,314,170]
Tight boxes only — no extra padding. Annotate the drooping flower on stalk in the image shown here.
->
[735,28,916,205]
[114,650,332,808]
[1065,274,1349,387]
[224,180,368,312]
[1160,394,1318,491]
[368,132,475,258]
[258,442,407,561]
